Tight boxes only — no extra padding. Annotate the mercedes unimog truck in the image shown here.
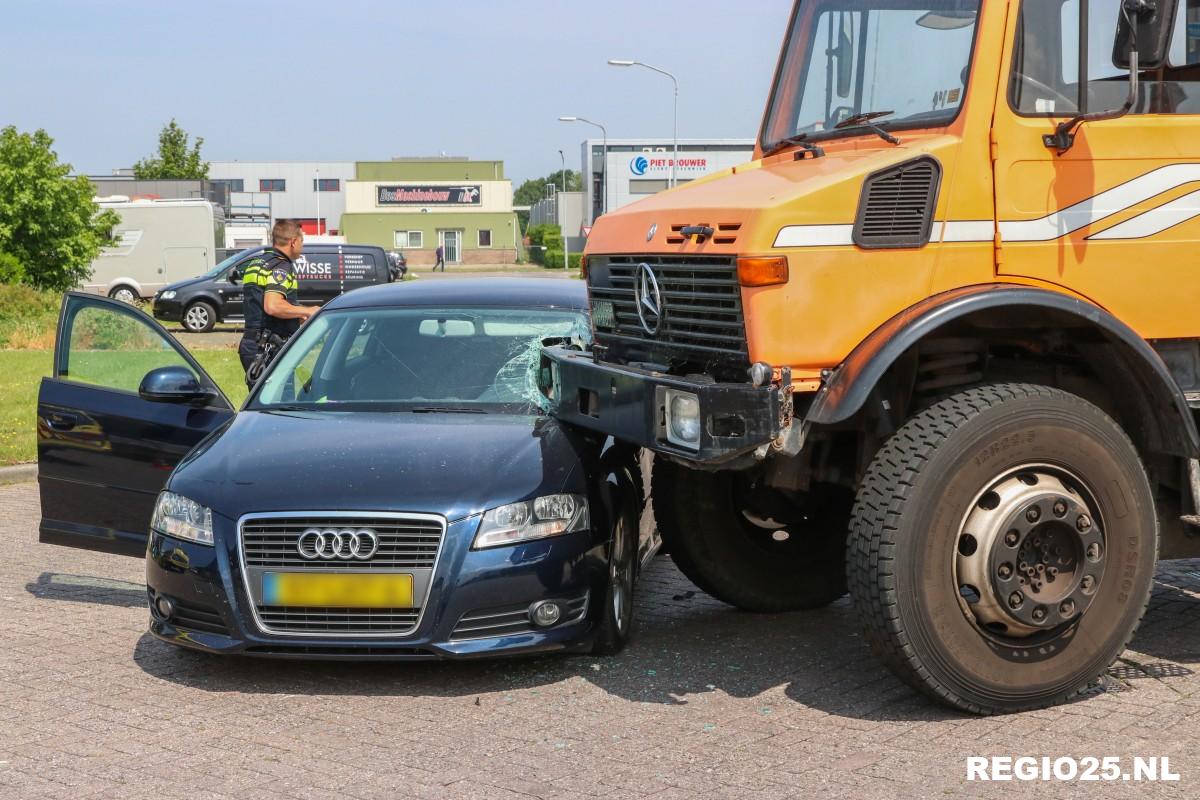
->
[541,0,1200,713]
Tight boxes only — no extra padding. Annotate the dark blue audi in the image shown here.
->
[37,279,653,658]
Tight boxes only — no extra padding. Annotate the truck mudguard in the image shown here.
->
[806,284,1200,457]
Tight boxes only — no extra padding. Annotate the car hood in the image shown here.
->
[169,410,591,522]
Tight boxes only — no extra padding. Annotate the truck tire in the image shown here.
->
[652,459,852,612]
[848,384,1157,714]
[182,301,216,333]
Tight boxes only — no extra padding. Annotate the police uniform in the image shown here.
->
[262,251,302,340]
[236,250,274,372]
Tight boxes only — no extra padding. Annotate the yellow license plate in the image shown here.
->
[262,573,414,608]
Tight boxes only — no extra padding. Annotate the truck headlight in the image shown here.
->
[151,491,214,546]
[665,390,701,449]
[159,290,177,300]
[473,494,590,549]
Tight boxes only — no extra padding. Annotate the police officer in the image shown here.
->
[239,219,317,374]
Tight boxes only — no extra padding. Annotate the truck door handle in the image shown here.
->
[46,412,79,431]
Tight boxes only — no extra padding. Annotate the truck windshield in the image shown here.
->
[762,0,981,151]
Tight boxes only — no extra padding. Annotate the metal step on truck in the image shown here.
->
[540,0,1200,713]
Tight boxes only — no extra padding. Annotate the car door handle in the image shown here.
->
[46,412,79,431]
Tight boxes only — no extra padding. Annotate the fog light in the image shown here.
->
[154,594,175,619]
[665,390,701,449]
[530,600,563,628]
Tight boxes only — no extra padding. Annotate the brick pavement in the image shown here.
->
[1,480,1198,799]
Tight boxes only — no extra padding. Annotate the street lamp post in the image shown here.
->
[559,116,608,217]
[558,149,568,271]
[608,59,679,188]
[315,166,321,235]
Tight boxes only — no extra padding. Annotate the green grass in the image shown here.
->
[0,349,246,466]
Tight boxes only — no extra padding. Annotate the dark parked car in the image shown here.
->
[152,244,392,333]
[37,279,652,659]
[386,250,407,281]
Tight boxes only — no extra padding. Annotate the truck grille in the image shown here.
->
[589,255,749,375]
[242,516,442,570]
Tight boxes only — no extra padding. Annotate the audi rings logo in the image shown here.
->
[297,528,380,561]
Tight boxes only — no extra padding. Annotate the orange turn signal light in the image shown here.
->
[737,256,789,287]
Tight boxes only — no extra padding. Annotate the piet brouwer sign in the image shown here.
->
[377,185,482,206]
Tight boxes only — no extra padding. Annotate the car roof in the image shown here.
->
[325,277,587,311]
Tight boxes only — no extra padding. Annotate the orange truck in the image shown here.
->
[541,0,1200,713]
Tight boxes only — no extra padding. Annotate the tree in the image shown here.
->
[514,169,582,229]
[0,126,120,291]
[132,119,209,180]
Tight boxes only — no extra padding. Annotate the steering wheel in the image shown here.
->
[1017,74,1077,111]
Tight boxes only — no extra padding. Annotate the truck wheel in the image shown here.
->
[182,301,216,333]
[652,459,852,612]
[108,285,138,303]
[848,384,1157,714]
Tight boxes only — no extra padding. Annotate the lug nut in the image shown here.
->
[1053,500,1068,517]
[998,562,1013,579]
[1026,506,1041,523]
[1032,606,1047,622]
[1008,591,1024,609]
[1086,542,1102,561]
[1060,600,1076,616]
[1081,575,1096,594]
[1004,530,1020,547]
[1077,514,1092,532]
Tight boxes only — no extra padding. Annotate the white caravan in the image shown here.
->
[84,198,224,301]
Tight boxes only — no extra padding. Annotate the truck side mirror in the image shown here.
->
[1114,0,1178,70]
[835,17,854,98]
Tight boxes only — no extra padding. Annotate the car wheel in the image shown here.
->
[108,286,138,303]
[182,301,216,333]
[653,459,852,612]
[593,496,638,655]
[848,384,1157,714]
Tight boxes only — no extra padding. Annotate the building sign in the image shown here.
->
[377,185,482,206]
[629,155,709,176]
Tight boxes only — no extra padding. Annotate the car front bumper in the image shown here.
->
[145,514,608,660]
[152,296,183,322]
[539,346,787,465]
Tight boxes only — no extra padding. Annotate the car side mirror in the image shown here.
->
[1114,0,1178,70]
[229,269,241,283]
[139,366,212,404]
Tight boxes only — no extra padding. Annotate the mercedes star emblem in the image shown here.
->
[635,263,663,336]
[647,223,658,242]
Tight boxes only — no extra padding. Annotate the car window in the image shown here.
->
[64,304,198,393]
[253,306,591,413]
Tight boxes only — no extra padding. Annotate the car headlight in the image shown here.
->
[472,494,590,549]
[664,389,701,449]
[159,290,177,300]
[151,491,214,546]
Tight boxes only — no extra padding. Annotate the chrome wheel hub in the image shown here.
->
[956,467,1105,638]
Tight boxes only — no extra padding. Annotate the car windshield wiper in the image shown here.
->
[762,133,825,159]
[409,406,488,415]
[833,111,901,145]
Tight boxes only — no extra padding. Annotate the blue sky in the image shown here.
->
[1,0,791,184]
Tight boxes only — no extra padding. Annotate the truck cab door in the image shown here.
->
[992,0,1200,339]
[38,293,235,556]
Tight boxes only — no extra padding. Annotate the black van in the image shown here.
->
[152,244,392,332]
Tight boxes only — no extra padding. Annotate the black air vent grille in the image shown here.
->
[853,157,941,249]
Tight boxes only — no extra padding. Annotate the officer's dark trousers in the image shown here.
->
[238,331,259,373]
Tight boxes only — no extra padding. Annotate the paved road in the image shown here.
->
[2,480,1199,798]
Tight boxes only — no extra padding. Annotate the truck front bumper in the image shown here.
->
[540,346,787,465]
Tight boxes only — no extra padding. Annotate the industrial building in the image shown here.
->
[579,138,756,225]
[207,161,356,235]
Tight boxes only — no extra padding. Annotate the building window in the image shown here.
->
[477,229,492,248]
[394,231,423,249]
[313,178,340,192]
[212,178,244,192]
[259,179,286,192]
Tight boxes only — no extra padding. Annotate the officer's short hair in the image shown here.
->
[272,219,304,247]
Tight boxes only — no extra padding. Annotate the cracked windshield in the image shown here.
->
[762,0,980,148]
[254,306,591,413]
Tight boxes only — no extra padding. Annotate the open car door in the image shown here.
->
[37,293,235,556]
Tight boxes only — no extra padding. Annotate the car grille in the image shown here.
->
[242,515,443,570]
[256,606,421,633]
[172,598,230,636]
[589,255,749,375]
[449,594,589,641]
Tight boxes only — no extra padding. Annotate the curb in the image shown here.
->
[0,463,36,486]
